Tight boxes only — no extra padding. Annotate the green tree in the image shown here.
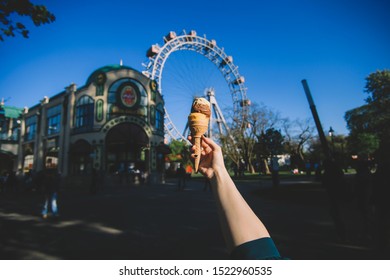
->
[0,0,55,41]
[345,69,390,156]
[261,128,284,156]
[168,139,191,165]
[365,70,390,104]
[346,132,379,157]
[254,128,284,175]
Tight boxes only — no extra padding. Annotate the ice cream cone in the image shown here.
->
[188,112,209,172]
[188,97,211,173]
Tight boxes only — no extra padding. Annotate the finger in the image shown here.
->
[198,166,206,176]
[202,145,212,155]
[201,135,220,151]
[188,135,197,145]
[200,136,211,150]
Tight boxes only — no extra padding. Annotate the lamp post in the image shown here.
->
[328,126,335,153]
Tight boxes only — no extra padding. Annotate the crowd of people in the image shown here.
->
[1,168,62,219]
[316,153,390,258]
[1,137,389,259]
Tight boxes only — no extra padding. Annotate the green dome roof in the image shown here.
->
[0,105,23,119]
[86,64,139,85]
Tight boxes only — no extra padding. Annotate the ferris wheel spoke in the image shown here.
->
[164,108,189,143]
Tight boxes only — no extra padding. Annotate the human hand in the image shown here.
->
[189,135,225,179]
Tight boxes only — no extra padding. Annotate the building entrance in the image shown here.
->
[105,123,149,176]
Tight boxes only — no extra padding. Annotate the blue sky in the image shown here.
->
[0,0,389,136]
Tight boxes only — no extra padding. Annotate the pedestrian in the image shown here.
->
[314,162,321,181]
[41,168,61,219]
[354,156,372,238]
[90,167,98,194]
[0,171,8,193]
[190,135,282,259]
[305,161,312,177]
[177,164,186,191]
[232,163,238,178]
[271,157,280,187]
[238,160,245,178]
[5,170,18,194]
[140,169,148,185]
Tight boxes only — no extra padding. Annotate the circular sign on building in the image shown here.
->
[117,82,140,109]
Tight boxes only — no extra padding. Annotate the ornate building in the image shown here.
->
[11,65,167,182]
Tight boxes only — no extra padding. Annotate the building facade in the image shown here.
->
[0,104,23,175]
[7,65,167,182]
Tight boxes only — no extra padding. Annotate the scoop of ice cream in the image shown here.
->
[191,98,211,118]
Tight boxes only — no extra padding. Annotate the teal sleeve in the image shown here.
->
[230,237,282,260]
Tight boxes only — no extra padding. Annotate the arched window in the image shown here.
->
[75,96,94,130]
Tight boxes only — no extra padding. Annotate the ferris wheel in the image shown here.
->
[142,30,251,142]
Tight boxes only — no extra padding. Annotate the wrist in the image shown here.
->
[211,166,230,185]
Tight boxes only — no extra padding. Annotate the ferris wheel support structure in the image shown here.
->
[142,30,250,142]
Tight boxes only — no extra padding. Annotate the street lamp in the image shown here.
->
[328,126,334,137]
[328,126,335,153]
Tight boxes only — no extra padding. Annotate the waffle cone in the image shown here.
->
[188,113,209,172]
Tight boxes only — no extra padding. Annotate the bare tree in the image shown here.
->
[281,117,315,168]
[219,103,282,174]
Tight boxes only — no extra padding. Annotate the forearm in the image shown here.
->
[210,168,270,252]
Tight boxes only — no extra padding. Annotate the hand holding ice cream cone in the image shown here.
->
[188,98,211,172]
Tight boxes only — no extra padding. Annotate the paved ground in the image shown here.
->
[0,174,388,260]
